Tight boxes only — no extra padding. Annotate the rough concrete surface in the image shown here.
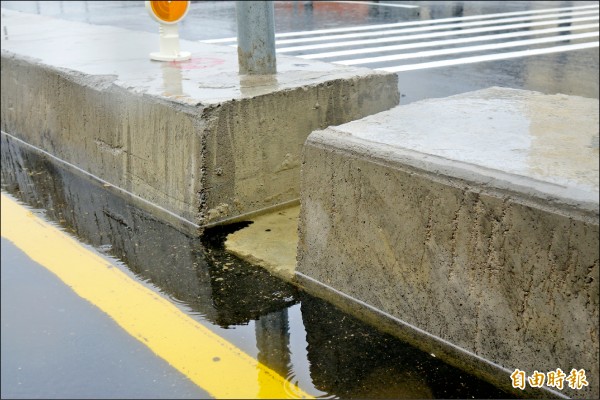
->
[297,88,599,399]
[0,8,398,229]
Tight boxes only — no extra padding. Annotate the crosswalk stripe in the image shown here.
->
[336,31,599,65]
[324,1,419,9]
[277,15,599,52]
[376,41,599,72]
[200,4,599,73]
[299,23,599,59]
[201,4,599,43]
[273,10,598,45]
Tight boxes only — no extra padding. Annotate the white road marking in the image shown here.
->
[337,31,599,65]
[322,1,419,9]
[277,15,599,52]
[201,4,599,43]
[377,41,599,72]
[273,10,598,45]
[299,23,599,59]
[201,4,599,72]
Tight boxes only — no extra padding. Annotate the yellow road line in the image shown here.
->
[1,193,312,399]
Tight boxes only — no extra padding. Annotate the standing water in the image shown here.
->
[0,133,516,398]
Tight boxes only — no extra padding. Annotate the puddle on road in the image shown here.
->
[1,134,516,399]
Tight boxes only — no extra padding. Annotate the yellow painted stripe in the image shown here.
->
[0,193,312,399]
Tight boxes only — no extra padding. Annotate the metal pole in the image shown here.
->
[236,1,276,75]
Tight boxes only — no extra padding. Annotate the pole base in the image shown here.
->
[150,51,192,62]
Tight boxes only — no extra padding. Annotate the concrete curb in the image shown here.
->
[0,8,398,230]
[298,88,599,399]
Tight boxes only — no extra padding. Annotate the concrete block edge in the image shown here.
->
[293,270,569,400]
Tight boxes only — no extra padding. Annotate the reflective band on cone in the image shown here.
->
[147,1,190,24]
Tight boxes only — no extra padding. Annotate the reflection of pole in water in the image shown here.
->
[255,309,292,379]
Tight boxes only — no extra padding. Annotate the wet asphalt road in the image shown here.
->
[1,237,211,399]
[1,0,598,104]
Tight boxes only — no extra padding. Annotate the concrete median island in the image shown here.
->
[297,87,599,399]
[0,9,398,233]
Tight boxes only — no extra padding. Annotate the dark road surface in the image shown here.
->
[1,237,211,399]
